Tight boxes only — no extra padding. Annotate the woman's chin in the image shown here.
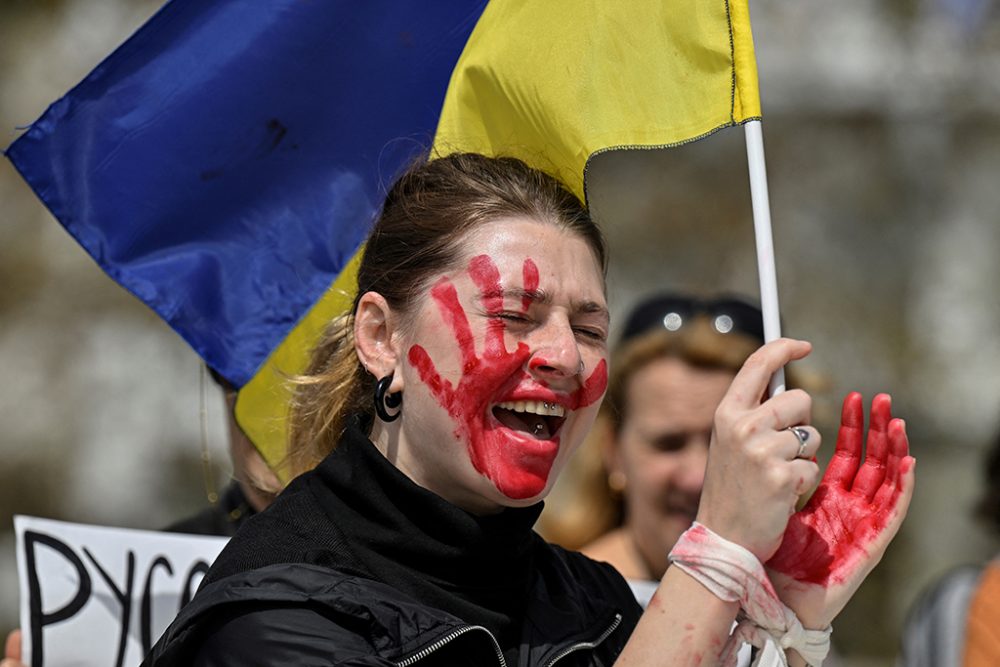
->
[489,469,551,503]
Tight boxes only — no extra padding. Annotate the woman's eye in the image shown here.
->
[497,312,530,324]
[573,326,607,342]
[651,434,688,453]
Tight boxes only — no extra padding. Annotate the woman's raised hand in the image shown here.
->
[766,392,916,629]
[695,338,821,561]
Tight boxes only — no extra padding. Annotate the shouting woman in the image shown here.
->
[142,153,914,667]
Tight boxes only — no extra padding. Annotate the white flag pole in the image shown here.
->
[744,119,785,396]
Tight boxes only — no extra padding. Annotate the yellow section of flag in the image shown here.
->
[236,0,762,481]
[235,250,363,479]
[433,0,760,201]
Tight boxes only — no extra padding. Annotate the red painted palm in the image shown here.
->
[767,392,915,628]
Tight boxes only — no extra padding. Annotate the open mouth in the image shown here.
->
[492,400,566,440]
[662,495,701,523]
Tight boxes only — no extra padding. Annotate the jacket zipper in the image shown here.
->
[394,611,623,667]
[394,624,507,667]
[544,612,623,666]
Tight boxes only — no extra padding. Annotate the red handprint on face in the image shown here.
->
[766,392,916,627]
[407,254,607,499]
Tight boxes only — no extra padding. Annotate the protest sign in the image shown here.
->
[14,515,227,667]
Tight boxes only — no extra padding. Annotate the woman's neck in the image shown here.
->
[582,527,656,581]
[368,418,507,516]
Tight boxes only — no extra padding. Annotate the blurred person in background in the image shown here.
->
[899,413,1000,667]
[165,369,281,536]
[538,292,844,666]
[539,292,767,605]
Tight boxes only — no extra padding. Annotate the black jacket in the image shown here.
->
[144,549,634,666]
[144,419,641,666]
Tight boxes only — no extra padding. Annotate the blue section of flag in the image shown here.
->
[6,0,487,386]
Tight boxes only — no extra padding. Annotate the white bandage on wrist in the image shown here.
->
[668,522,832,667]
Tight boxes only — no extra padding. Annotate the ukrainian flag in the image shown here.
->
[6,0,760,480]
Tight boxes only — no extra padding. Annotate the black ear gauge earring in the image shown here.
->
[374,374,402,422]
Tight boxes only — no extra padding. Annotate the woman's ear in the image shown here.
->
[354,291,404,392]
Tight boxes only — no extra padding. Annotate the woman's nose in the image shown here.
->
[677,440,709,492]
[526,318,584,381]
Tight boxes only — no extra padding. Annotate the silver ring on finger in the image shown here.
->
[787,425,810,459]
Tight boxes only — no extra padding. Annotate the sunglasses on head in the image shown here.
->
[621,294,765,344]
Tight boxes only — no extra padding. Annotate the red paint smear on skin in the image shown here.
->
[409,254,606,500]
[529,356,608,410]
[767,393,913,586]
[767,473,910,585]
[521,258,539,311]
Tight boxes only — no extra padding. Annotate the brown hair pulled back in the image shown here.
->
[286,152,605,478]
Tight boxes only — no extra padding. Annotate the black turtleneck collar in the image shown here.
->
[306,416,544,649]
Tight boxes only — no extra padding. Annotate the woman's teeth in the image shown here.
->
[494,400,565,418]
[492,400,567,439]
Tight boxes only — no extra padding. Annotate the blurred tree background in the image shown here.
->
[3,1,1000,665]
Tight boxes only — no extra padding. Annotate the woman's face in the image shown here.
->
[613,356,735,578]
[392,216,609,514]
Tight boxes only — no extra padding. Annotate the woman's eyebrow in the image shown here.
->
[478,288,609,319]
[578,300,609,314]
[478,287,548,303]
[575,300,610,323]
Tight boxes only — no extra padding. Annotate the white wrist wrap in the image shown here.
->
[668,522,832,667]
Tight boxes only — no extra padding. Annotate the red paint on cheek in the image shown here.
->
[525,356,607,408]
[573,359,608,409]
[409,255,574,501]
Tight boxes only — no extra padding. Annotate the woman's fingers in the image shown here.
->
[882,419,907,487]
[789,457,823,497]
[784,424,822,461]
[723,339,812,409]
[824,392,864,491]
[851,394,893,501]
[821,391,911,509]
[713,339,813,457]
[864,446,916,568]
[871,418,912,509]
[721,388,813,448]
